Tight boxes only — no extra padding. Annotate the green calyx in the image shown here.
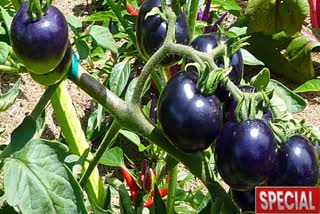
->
[28,0,51,20]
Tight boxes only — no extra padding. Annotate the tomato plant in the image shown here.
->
[0,0,319,213]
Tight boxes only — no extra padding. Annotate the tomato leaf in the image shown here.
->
[3,139,87,214]
[244,0,309,35]
[75,39,90,60]
[100,147,124,168]
[0,41,9,64]
[294,78,320,93]
[89,25,118,54]
[0,78,20,112]
[109,61,131,97]
[0,6,12,31]
[240,48,264,66]
[250,68,270,91]
[267,79,306,113]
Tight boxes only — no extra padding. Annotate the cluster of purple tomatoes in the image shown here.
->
[136,0,319,211]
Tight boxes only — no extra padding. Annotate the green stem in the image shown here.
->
[30,83,60,120]
[106,0,137,49]
[188,0,199,39]
[0,65,17,72]
[223,77,243,102]
[79,121,121,188]
[167,165,178,214]
[28,0,43,20]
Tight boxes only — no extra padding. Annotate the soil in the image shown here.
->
[0,0,320,211]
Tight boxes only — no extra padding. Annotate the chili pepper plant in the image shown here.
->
[0,0,319,213]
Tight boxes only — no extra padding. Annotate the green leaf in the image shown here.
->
[119,129,141,146]
[34,110,46,138]
[267,79,306,113]
[284,36,320,79]
[244,0,309,35]
[0,6,12,31]
[250,68,270,91]
[240,48,264,66]
[0,116,36,160]
[99,147,124,168]
[214,0,241,11]
[83,11,117,22]
[0,78,20,112]
[294,79,320,93]
[89,25,117,54]
[228,27,248,37]
[0,25,6,34]
[107,178,134,213]
[0,41,9,64]
[66,15,82,34]
[124,77,138,101]
[3,139,87,214]
[75,39,90,60]
[151,184,167,214]
[246,33,314,83]
[86,104,104,140]
[109,61,130,96]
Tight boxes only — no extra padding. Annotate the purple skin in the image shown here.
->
[231,189,255,212]
[158,70,223,153]
[11,2,68,74]
[136,0,190,66]
[215,122,254,190]
[215,119,277,190]
[269,135,318,186]
[190,33,244,101]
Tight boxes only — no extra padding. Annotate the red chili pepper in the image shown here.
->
[121,167,141,202]
[144,194,154,208]
[126,3,139,17]
[159,188,168,198]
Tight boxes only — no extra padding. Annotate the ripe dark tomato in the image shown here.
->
[30,43,72,86]
[231,189,255,212]
[11,2,68,74]
[190,33,243,101]
[136,0,190,65]
[269,135,318,186]
[158,70,223,153]
[225,85,273,122]
[215,119,277,190]
[215,122,254,190]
